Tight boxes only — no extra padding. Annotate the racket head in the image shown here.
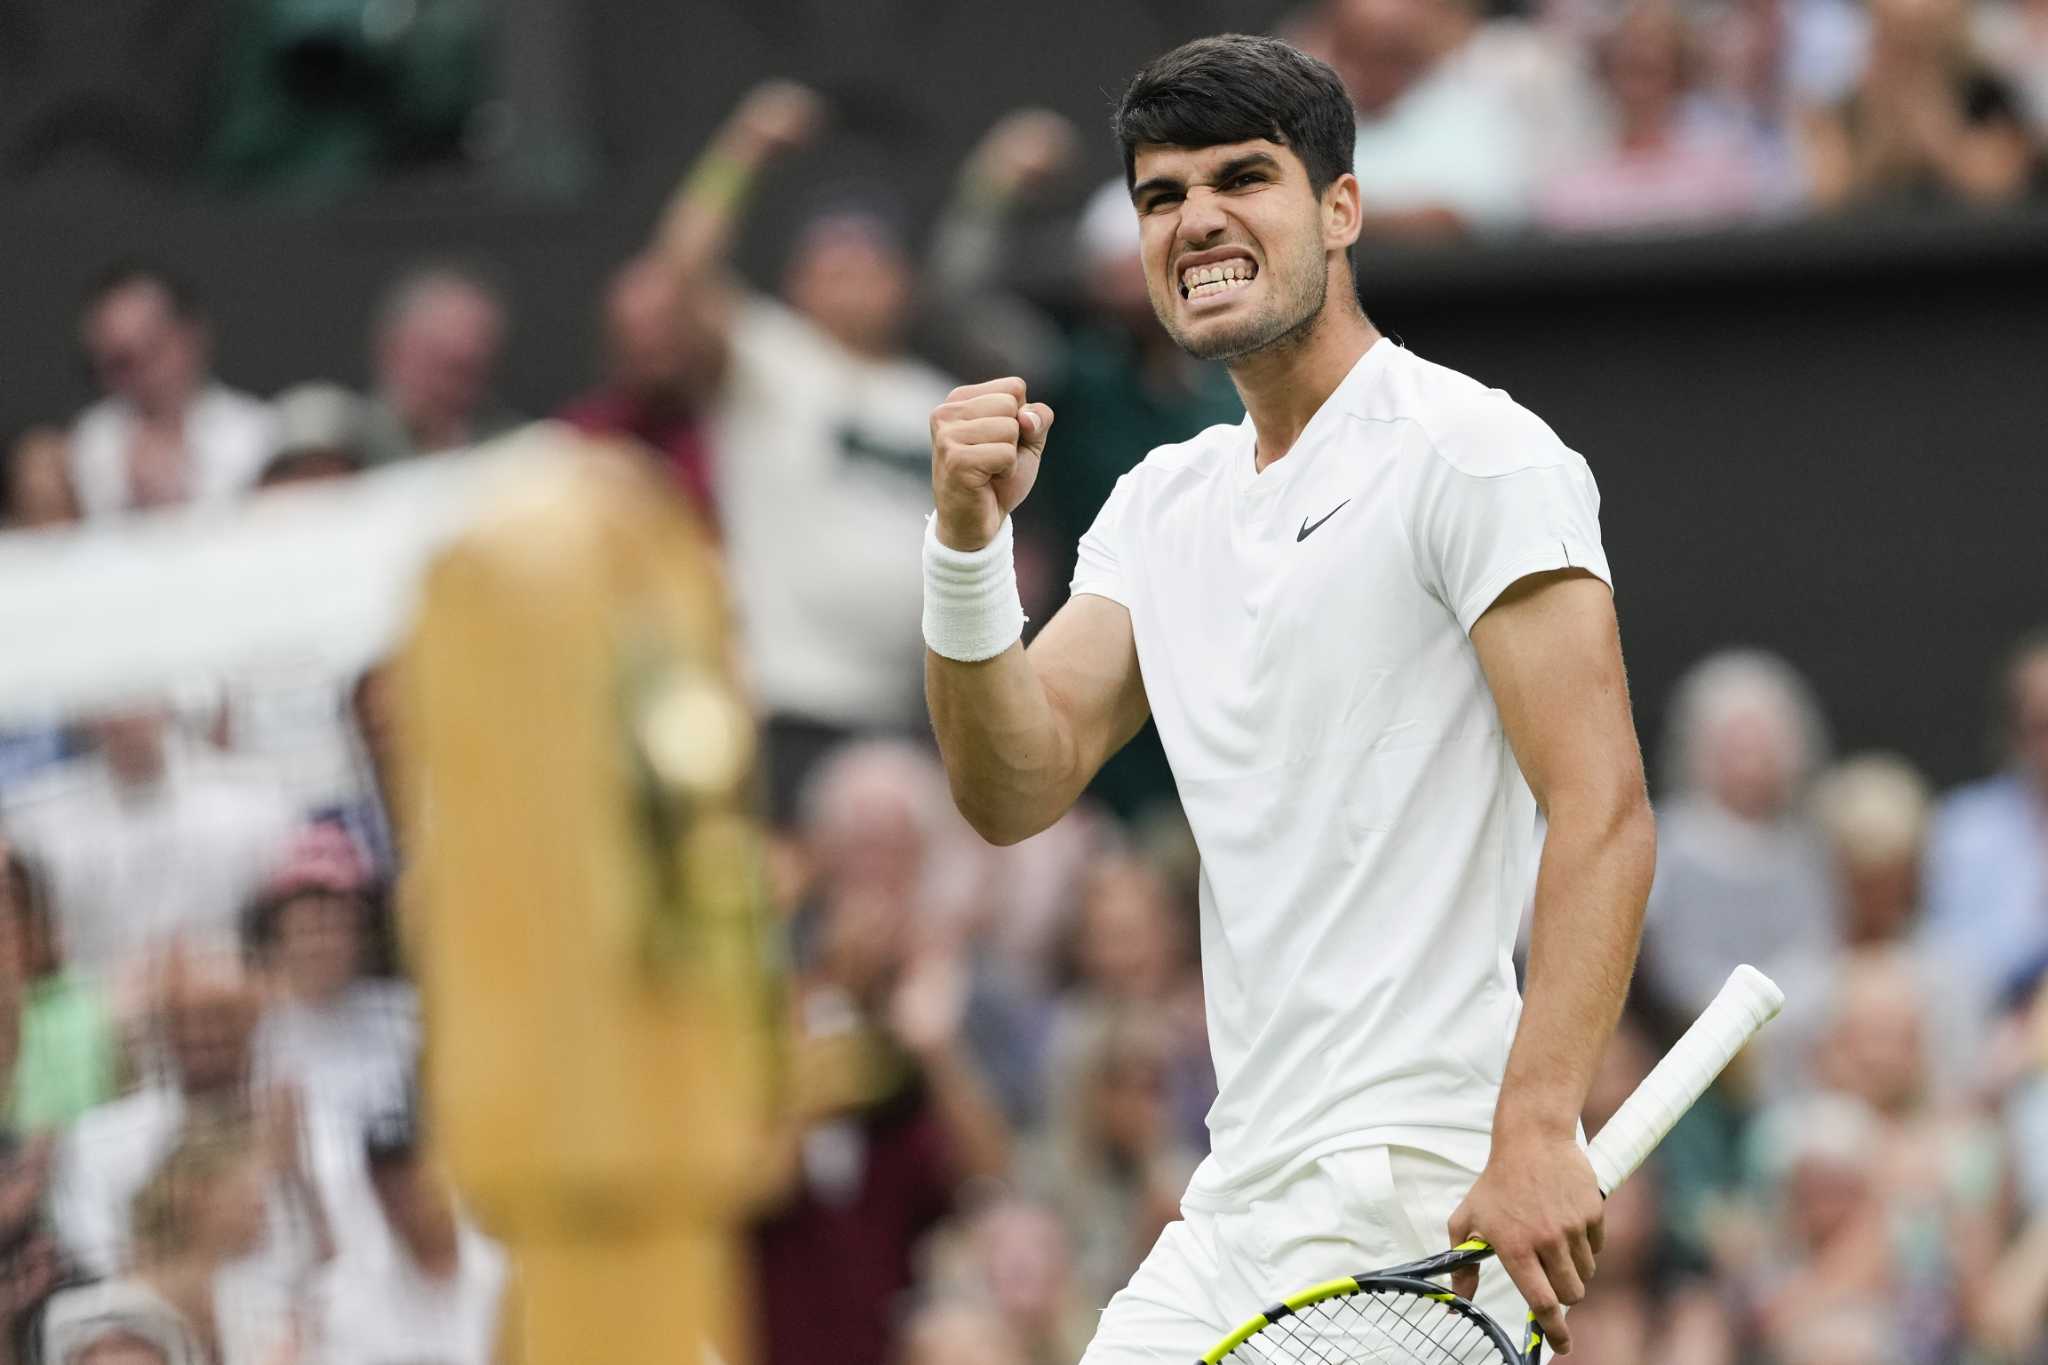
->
[1200,1273,1525,1364]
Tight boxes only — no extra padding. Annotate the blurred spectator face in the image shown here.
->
[783,215,913,358]
[164,972,258,1095]
[969,1198,1076,1338]
[1076,857,1180,999]
[2009,643,2048,792]
[272,892,366,1001]
[1087,1021,1173,1159]
[369,1154,460,1267]
[1330,0,1438,115]
[5,427,81,528]
[897,1302,1028,1365]
[1602,4,1691,129]
[1817,954,1926,1115]
[1700,700,1801,821]
[73,1335,171,1365]
[1787,1150,1874,1252]
[1869,0,1966,64]
[376,276,505,438]
[82,280,206,416]
[802,744,941,907]
[604,255,693,399]
[90,708,170,787]
[1815,755,1931,943]
[815,885,913,1002]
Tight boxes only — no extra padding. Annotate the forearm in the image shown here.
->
[653,132,766,283]
[918,1040,1013,1183]
[926,646,1083,845]
[1496,793,1655,1138]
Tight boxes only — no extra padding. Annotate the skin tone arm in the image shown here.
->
[1447,569,1657,1356]
[925,377,1151,844]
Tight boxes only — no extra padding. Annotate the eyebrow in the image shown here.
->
[1130,152,1284,205]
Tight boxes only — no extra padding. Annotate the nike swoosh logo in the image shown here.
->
[1296,499,1351,542]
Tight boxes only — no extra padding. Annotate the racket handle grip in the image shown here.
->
[1585,964,1783,1195]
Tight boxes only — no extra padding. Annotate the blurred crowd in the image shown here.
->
[0,6,2045,1362]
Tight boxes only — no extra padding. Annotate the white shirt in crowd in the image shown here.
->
[713,297,954,730]
[1070,339,1611,1204]
[310,1222,508,1365]
[1,741,295,979]
[1353,63,1536,232]
[70,383,276,519]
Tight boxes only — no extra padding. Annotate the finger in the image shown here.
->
[1587,1206,1606,1259]
[939,416,1022,449]
[1501,1249,1568,1355]
[944,377,1028,405]
[1537,1236,1587,1307]
[945,444,1022,482]
[1019,403,1055,453]
[1569,1225,1596,1287]
[1450,1265,1478,1302]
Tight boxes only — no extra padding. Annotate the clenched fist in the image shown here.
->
[929,377,1055,552]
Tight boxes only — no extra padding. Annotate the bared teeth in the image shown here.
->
[1180,258,1256,298]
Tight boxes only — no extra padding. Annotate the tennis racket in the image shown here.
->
[1195,963,1785,1365]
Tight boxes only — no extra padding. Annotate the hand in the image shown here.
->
[887,950,970,1059]
[929,377,1055,551]
[727,80,825,162]
[1447,1131,1604,1355]
[969,109,1079,199]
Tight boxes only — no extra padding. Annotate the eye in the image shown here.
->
[1224,172,1267,191]
[1138,191,1183,214]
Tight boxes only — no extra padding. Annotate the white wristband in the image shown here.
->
[923,515,1026,662]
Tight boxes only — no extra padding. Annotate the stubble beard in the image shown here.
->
[1161,247,1330,364]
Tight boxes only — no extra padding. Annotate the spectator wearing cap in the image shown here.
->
[253,384,367,489]
[358,265,519,468]
[305,1110,507,1365]
[69,263,276,519]
[640,80,965,817]
[1922,630,2048,999]
[41,1279,203,1365]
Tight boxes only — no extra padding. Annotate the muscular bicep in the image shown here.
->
[1469,570,1644,819]
[1028,591,1149,790]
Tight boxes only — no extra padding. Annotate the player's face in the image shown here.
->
[1130,139,1338,363]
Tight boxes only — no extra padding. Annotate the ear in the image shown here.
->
[1323,172,1364,254]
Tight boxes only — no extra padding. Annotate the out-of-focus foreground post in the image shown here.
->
[402,431,784,1364]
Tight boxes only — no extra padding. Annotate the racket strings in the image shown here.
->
[1226,1288,1512,1364]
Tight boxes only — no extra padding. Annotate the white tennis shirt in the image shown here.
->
[1068,339,1612,1205]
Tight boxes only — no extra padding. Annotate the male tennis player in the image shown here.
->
[923,34,1655,1361]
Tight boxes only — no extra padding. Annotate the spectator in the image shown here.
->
[1974,0,2048,140]
[1803,0,2035,209]
[1763,754,1989,1101]
[1639,649,1837,1019]
[1,707,293,980]
[654,81,963,814]
[949,1196,1093,1364]
[41,1280,202,1364]
[1327,0,1536,235]
[1537,1,1772,233]
[253,385,367,489]
[48,955,322,1286]
[3,426,81,530]
[1559,1159,1733,1365]
[1030,1008,1198,1309]
[359,266,519,467]
[3,842,120,1131]
[1045,854,1213,1156]
[1430,0,1608,186]
[1922,629,2048,996]
[67,1122,289,1365]
[307,1109,507,1365]
[556,254,722,517]
[69,265,274,519]
[894,1300,1028,1365]
[754,789,1011,1365]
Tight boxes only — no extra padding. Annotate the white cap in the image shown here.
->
[1074,176,1142,269]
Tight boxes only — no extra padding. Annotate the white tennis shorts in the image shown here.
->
[1079,1144,1529,1363]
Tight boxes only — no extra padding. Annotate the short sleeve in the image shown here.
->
[1412,410,1611,635]
[1068,469,1141,609]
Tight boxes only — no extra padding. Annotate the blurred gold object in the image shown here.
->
[401,430,784,1365]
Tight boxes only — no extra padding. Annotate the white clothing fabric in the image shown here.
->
[1,743,295,979]
[1081,1145,1526,1362]
[1353,64,1536,231]
[310,1223,508,1365]
[713,297,953,728]
[71,383,276,519]
[1070,340,1611,1202]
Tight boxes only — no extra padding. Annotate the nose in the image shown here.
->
[1176,185,1230,248]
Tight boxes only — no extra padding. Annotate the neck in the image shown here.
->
[1228,301,1381,472]
[143,1257,218,1335]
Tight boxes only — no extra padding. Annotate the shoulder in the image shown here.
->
[1932,774,2031,840]
[1130,418,1243,482]
[1363,346,1583,480]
